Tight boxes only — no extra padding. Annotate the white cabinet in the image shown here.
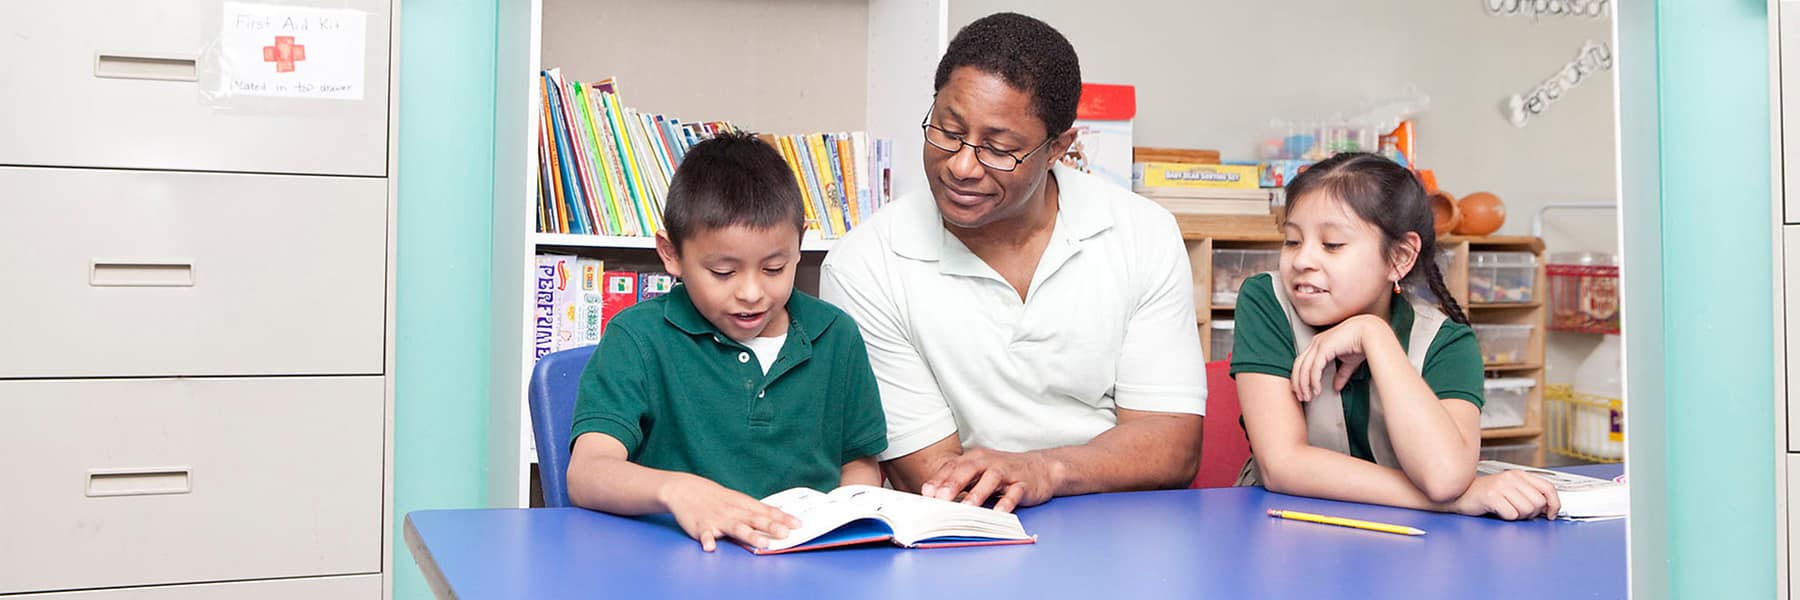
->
[0,1,396,596]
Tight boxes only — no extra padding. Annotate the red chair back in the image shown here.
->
[1192,360,1250,488]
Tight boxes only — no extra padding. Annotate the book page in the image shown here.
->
[758,487,887,551]
[828,485,1031,546]
[1475,461,1628,520]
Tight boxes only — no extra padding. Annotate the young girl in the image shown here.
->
[1231,152,1560,520]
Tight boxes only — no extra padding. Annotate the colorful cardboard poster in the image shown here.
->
[219,2,367,100]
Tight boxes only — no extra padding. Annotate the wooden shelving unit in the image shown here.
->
[1182,222,1550,466]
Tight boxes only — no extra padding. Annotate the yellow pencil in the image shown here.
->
[1267,509,1426,536]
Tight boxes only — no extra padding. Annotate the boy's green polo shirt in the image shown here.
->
[571,284,888,499]
[1228,273,1485,462]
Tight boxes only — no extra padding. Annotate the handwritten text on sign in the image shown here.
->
[220,2,366,100]
[1504,40,1611,128]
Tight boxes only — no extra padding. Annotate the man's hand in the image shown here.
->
[659,474,802,551]
[919,447,1063,513]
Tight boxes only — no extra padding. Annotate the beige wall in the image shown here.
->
[949,1,1619,380]
[540,0,870,136]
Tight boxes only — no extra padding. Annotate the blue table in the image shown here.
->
[405,464,1624,599]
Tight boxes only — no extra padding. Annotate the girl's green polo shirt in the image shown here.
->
[1228,273,1485,462]
[570,285,888,499]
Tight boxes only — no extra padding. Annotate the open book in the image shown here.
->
[1476,461,1628,521]
[744,485,1036,555]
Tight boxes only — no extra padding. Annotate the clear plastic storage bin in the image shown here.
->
[1480,377,1535,429]
[1210,320,1234,362]
[1479,443,1538,465]
[1434,247,1454,275]
[1211,249,1278,306]
[1471,323,1533,365]
[1467,251,1537,303]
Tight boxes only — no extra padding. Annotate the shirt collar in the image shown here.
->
[1388,291,1416,353]
[891,162,1116,262]
[662,283,839,343]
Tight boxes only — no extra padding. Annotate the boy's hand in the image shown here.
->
[659,475,802,551]
[1449,470,1562,520]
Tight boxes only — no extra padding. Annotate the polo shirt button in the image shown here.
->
[757,391,765,398]
[738,352,750,364]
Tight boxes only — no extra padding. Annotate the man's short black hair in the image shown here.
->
[934,12,1082,137]
[662,130,805,251]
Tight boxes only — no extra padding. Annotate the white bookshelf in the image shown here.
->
[491,0,948,507]
[531,232,838,253]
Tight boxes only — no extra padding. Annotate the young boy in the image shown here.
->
[566,131,888,551]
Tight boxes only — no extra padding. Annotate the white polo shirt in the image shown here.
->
[820,163,1207,461]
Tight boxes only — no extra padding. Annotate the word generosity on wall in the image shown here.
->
[1504,40,1612,128]
[1484,0,1610,18]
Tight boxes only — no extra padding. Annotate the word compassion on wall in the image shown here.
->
[1484,0,1609,19]
[1504,40,1612,128]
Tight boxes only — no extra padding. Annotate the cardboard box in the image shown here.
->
[1061,83,1135,189]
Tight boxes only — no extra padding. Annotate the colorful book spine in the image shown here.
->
[836,133,861,227]
[850,131,872,217]
[770,135,818,233]
[809,133,846,237]
[621,109,666,232]
[598,90,653,237]
[793,134,831,237]
[535,90,563,233]
[601,270,640,335]
[637,272,675,302]
[582,85,635,236]
[542,71,585,235]
[565,83,609,235]
[601,88,654,235]
[549,71,594,235]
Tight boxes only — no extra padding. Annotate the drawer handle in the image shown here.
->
[91,261,195,287]
[87,468,192,497]
[94,53,198,82]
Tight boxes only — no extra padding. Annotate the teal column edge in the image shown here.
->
[391,1,500,599]
[1656,0,1777,597]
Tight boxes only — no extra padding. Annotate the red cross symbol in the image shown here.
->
[262,36,306,73]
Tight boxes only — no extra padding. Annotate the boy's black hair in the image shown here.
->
[1283,152,1470,325]
[662,130,805,251]
[934,12,1082,137]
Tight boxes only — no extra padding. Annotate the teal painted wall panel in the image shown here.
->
[1657,0,1776,597]
[392,1,499,598]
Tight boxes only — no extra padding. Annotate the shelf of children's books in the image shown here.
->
[532,232,837,252]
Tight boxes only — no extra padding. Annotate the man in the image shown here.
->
[820,12,1206,512]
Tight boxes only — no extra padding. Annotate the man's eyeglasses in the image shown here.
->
[921,116,1056,172]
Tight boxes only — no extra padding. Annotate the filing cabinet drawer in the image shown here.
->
[0,1,391,176]
[0,377,385,594]
[0,167,387,378]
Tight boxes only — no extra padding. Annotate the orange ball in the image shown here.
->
[1454,192,1505,236]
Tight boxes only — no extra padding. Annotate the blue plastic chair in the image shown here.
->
[527,345,597,508]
